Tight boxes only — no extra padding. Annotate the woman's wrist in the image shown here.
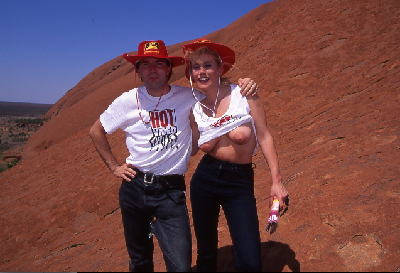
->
[271,174,283,185]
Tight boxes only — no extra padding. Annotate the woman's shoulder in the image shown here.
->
[229,84,245,99]
[230,84,239,90]
[228,84,248,103]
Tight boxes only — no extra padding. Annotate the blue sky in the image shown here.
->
[0,0,271,104]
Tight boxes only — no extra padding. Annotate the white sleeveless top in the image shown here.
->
[192,84,258,154]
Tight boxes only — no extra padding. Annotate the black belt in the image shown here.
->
[134,169,186,191]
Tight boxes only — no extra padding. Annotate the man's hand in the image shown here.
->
[90,119,138,182]
[112,163,137,181]
[238,78,258,97]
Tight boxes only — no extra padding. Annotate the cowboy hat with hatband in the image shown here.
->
[123,40,185,68]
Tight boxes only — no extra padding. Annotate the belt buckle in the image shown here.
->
[144,173,155,185]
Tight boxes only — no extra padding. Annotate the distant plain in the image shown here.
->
[0,101,52,172]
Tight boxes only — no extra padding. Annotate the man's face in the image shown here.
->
[137,58,170,91]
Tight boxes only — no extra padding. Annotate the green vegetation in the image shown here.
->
[0,159,19,173]
[14,118,45,126]
[0,145,10,152]
[0,102,50,173]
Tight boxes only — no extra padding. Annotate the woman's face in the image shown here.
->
[190,53,223,91]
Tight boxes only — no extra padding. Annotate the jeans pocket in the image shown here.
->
[167,190,186,205]
[234,166,254,183]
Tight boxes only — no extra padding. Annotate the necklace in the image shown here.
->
[190,76,221,118]
[204,85,220,118]
[136,83,167,124]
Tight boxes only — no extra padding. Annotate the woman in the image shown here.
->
[183,39,289,272]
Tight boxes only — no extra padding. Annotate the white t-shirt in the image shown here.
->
[192,84,258,153]
[100,85,203,175]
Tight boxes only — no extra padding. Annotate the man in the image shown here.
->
[89,40,256,272]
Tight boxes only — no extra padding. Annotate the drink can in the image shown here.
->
[266,199,279,234]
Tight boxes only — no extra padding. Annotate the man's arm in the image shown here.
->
[89,119,136,180]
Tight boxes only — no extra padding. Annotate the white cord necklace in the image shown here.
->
[190,76,221,118]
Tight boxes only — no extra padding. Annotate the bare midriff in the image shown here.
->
[199,122,256,164]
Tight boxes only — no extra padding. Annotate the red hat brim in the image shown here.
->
[123,54,185,68]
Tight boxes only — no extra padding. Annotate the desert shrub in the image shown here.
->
[14,118,45,126]
[6,159,19,168]
[0,144,10,152]
[13,137,29,142]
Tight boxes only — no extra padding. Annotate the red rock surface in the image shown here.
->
[1,0,399,271]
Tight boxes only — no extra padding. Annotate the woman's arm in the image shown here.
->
[190,110,200,156]
[247,95,289,210]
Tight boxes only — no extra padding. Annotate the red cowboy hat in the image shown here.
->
[182,39,236,79]
[123,40,185,67]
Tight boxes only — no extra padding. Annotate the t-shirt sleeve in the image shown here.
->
[100,92,131,134]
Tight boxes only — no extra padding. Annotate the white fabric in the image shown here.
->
[100,85,203,175]
[192,84,258,153]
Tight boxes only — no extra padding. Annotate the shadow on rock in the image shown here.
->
[192,241,300,272]
[261,241,300,272]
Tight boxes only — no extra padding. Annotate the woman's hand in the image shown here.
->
[270,182,289,212]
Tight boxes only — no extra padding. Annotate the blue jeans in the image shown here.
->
[119,176,192,272]
[190,154,262,272]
